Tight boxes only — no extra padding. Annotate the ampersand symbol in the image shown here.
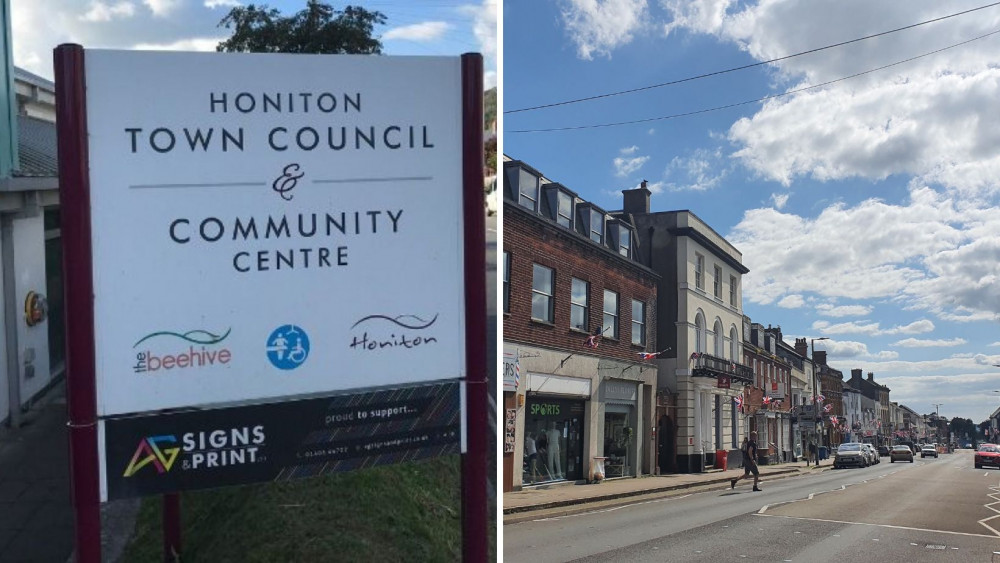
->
[273,163,305,201]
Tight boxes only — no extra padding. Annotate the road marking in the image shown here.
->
[976,484,1000,536]
[530,494,693,521]
[755,513,1000,538]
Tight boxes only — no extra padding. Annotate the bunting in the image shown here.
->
[734,395,744,413]
[823,404,832,413]
[830,415,839,426]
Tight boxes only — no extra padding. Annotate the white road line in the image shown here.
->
[531,494,693,521]
[755,513,1000,539]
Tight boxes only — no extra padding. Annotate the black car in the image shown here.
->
[878,445,890,456]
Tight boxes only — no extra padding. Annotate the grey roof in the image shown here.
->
[16,115,58,178]
[14,66,55,90]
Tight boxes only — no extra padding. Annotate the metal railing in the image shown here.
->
[690,352,754,383]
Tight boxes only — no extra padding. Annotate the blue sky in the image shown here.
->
[503,0,1000,425]
[11,0,496,86]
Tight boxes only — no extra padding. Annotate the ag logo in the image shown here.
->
[266,324,310,370]
[123,435,180,477]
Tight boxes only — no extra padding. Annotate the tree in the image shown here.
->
[217,1,386,54]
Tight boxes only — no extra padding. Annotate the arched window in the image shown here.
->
[730,326,739,360]
[714,319,724,357]
[695,312,705,353]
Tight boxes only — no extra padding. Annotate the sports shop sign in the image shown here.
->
[61,50,475,501]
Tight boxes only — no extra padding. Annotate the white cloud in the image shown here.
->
[204,0,240,8]
[466,0,497,82]
[81,1,135,22]
[990,342,1000,347]
[730,186,1000,322]
[614,146,649,177]
[893,337,967,348]
[664,148,726,191]
[881,319,935,335]
[384,22,450,42]
[815,303,872,318]
[777,294,804,309]
[143,0,180,17]
[132,37,224,51]
[812,318,936,336]
[560,0,648,60]
[770,193,789,210]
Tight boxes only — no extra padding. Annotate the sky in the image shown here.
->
[10,0,496,87]
[504,0,1000,427]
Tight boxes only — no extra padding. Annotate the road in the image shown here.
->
[504,450,1000,562]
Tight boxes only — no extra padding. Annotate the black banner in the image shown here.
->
[102,381,460,501]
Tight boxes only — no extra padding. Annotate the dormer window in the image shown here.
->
[618,225,631,257]
[590,211,604,243]
[518,168,539,211]
[542,184,575,228]
[557,190,573,228]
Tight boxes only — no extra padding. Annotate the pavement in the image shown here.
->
[503,459,835,524]
[0,380,139,563]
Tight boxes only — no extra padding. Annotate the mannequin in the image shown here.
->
[546,421,563,479]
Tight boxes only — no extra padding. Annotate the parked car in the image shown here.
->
[863,444,879,464]
[975,444,1000,469]
[889,445,914,463]
[878,445,890,456]
[834,442,867,469]
[920,444,938,458]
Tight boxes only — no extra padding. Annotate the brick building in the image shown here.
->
[502,158,659,491]
[743,321,793,463]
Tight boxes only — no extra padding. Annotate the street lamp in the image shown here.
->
[933,403,943,445]
[811,337,830,452]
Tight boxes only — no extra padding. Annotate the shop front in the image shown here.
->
[601,380,639,479]
[523,396,585,484]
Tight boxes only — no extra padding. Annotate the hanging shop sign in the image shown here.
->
[717,375,730,389]
[503,347,519,392]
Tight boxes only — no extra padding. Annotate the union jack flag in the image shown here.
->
[816,394,826,403]
[585,326,603,348]
[762,396,772,406]
[830,415,839,426]
[690,352,701,360]
[734,395,744,413]
[823,404,832,413]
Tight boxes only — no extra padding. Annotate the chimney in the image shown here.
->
[622,181,651,215]
[794,338,807,357]
[867,372,874,382]
[814,351,827,366]
[852,369,862,383]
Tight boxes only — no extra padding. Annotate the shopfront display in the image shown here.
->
[603,406,635,478]
[523,397,584,483]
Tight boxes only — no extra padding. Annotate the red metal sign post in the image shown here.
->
[54,43,102,563]
[460,52,488,562]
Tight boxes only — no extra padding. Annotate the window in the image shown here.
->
[729,275,738,307]
[590,212,604,244]
[531,264,554,322]
[518,168,539,211]
[603,289,619,339]
[571,278,589,331]
[714,319,724,356]
[631,299,645,346]
[714,265,722,298]
[503,252,510,314]
[730,327,738,360]
[695,254,705,290]
[695,312,705,353]
[619,226,631,257]
[557,191,573,228]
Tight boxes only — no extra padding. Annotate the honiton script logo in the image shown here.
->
[349,314,440,352]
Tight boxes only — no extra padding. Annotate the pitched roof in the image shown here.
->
[15,114,57,178]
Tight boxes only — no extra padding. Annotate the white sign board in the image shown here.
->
[85,51,465,416]
[502,346,518,393]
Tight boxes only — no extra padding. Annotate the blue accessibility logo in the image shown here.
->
[266,325,310,370]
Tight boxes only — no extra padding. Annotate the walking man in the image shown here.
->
[808,441,817,467]
[731,431,762,492]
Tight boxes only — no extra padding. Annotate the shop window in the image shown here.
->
[523,398,584,484]
[603,409,635,478]
[44,208,65,373]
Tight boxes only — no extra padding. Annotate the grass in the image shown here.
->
[121,455,495,562]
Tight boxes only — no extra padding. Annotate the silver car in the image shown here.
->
[834,442,867,469]
[863,444,879,465]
